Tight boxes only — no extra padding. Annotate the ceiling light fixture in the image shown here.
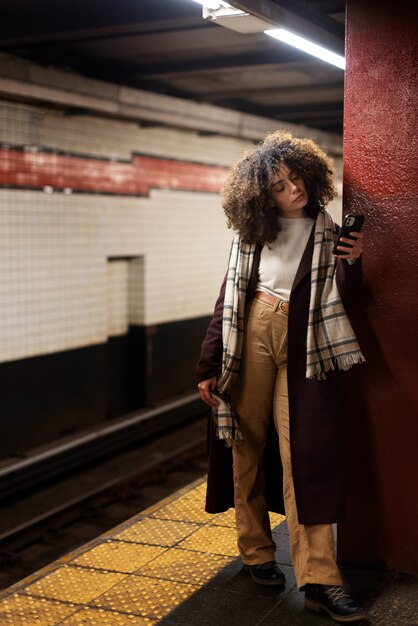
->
[192,0,345,64]
[265,28,345,70]
[191,0,245,15]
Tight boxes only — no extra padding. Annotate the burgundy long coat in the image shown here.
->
[196,227,363,524]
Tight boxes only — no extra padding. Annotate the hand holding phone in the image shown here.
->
[332,214,365,257]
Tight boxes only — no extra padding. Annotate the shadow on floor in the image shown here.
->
[159,521,418,626]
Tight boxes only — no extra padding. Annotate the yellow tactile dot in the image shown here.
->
[23,565,126,604]
[177,524,239,556]
[133,478,206,517]
[270,512,286,528]
[60,606,156,625]
[71,541,167,573]
[137,547,233,585]
[114,518,199,547]
[151,493,210,524]
[210,508,237,527]
[138,494,178,517]
[191,480,207,493]
[92,575,198,619]
[172,479,206,498]
[0,593,79,626]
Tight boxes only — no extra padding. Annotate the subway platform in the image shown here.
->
[0,477,416,625]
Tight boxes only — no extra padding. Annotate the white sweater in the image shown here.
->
[256,216,315,301]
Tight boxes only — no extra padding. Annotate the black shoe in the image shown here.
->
[305,584,368,623]
[243,561,286,586]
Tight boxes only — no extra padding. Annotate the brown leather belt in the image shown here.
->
[254,290,289,314]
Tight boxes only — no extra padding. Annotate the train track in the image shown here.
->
[0,395,208,590]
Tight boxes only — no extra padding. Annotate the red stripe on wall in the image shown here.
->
[0,148,230,195]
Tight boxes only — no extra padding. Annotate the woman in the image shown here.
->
[196,131,367,623]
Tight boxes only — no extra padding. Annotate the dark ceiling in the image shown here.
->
[0,0,346,134]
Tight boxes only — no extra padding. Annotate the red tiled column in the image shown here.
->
[338,1,418,572]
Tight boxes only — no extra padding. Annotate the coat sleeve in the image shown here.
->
[336,256,363,309]
[195,271,227,383]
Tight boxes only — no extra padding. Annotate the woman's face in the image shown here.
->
[270,164,308,218]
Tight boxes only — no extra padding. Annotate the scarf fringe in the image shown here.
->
[306,352,366,380]
[215,426,244,447]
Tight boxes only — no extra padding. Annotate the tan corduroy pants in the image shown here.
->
[231,298,343,589]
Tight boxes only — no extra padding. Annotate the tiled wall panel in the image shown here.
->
[0,190,106,362]
[0,101,250,166]
[100,189,231,325]
[0,102,43,146]
[106,260,129,337]
[0,187,230,363]
[0,97,342,365]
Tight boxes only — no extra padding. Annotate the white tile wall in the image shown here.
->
[0,97,342,364]
[100,189,232,326]
[0,189,106,362]
[0,100,252,166]
[128,257,145,326]
[0,100,343,175]
[106,260,129,337]
[0,101,44,146]
[0,187,231,363]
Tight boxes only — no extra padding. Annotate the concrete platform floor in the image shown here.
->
[158,521,417,626]
[0,477,416,625]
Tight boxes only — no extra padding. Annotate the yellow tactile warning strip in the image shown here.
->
[114,518,200,547]
[178,524,239,556]
[24,566,127,605]
[138,548,233,585]
[72,542,166,573]
[0,595,78,626]
[0,476,285,624]
[92,575,199,619]
[60,607,157,625]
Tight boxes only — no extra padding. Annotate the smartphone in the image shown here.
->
[332,214,365,256]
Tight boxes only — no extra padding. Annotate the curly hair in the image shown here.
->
[221,130,337,244]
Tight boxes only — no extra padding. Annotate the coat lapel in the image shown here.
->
[291,224,314,293]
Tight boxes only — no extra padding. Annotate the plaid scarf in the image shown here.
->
[213,211,365,446]
[306,210,365,379]
[212,235,256,446]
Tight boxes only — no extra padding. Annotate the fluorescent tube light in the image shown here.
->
[265,28,345,70]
